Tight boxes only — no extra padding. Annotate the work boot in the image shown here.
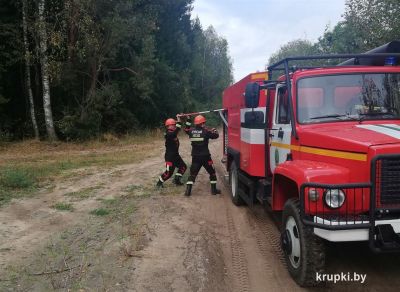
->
[173,176,184,185]
[156,180,163,189]
[184,184,192,196]
[211,184,221,195]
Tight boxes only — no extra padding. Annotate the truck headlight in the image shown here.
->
[324,189,345,209]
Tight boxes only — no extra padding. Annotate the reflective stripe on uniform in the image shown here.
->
[186,122,191,126]
[190,138,204,142]
[186,181,194,185]
[166,165,170,171]
[210,181,217,184]
[176,123,182,128]
[159,176,165,182]
[175,173,182,177]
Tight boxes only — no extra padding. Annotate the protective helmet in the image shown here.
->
[165,118,176,126]
[194,115,206,125]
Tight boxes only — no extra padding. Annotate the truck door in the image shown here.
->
[269,85,292,173]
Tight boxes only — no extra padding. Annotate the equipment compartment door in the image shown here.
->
[269,85,292,173]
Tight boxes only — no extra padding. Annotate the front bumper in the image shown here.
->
[300,182,400,252]
[313,216,400,242]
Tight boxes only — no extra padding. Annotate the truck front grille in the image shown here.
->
[376,157,400,206]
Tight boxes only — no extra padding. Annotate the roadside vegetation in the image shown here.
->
[0,131,176,290]
[0,132,162,207]
[1,192,150,290]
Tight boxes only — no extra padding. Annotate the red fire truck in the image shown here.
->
[222,41,400,286]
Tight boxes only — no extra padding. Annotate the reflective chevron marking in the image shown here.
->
[356,124,400,139]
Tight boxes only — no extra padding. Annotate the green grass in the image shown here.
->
[0,168,38,206]
[95,196,137,218]
[53,202,74,211]
[123,184,141,194]
[64,186,103,201]
[0,134,162,207]
[0,168,35,189]
[90,208,110,216]
[123,184,154,198]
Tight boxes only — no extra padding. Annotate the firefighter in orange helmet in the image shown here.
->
[184,114,220,196]
[156,116,187,188]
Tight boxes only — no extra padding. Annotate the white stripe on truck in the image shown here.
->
[356,124,400,139]
[241,128,265,144]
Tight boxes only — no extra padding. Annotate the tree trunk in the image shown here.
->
[38,0,57,141]
[67,0,79,61]
[22,0,39,140]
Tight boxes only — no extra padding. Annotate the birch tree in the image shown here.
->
[38,0,57,140]
[22,0,39,139]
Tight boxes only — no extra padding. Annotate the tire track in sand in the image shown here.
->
[225,201,250,292]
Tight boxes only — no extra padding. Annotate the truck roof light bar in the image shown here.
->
[267,51,400,141]
[267,53,400,72]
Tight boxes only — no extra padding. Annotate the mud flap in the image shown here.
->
[237,171,256,207]
[374,224,400,251]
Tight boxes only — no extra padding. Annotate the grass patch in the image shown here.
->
[123,184,153,198]
[0,183,147,290]
[53,202,74,211]
[90,208,110,216]
[0,168,38,206]
[124,184,141,194]
[0,168,35,189]
[96,197,137,217]
[101,198,118,205]
[64,186,103,201]
[0,133,162,207]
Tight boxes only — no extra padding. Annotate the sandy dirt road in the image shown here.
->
[1,137,400,291]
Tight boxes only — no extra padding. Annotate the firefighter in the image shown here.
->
[156,116,187,188]
[184,114,221,196]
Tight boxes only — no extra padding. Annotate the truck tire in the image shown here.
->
[229,161,244,206]
[281,198,325,287]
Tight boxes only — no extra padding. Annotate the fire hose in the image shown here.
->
[176,108,227,127]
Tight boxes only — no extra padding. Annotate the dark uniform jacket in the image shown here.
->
[185,125,219,157]
[164,122,182,160]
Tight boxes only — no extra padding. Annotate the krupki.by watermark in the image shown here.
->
[316,272,367,284]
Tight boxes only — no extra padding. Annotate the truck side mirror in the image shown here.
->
[244,82,260,108]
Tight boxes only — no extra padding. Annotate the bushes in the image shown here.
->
[0,168,35,189]
[0,168,36,206]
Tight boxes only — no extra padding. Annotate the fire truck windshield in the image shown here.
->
[297,73,400,124]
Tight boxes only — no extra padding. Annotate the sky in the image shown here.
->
[192,0,346,82]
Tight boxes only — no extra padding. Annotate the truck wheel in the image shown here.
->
[229,161,244,206]
[281,198,325,287]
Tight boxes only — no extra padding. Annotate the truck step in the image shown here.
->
[256,179,272,205]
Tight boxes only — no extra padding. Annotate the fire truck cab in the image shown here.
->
[222,41,400,286]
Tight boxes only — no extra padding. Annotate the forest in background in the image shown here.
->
[0,0,232,140]
[268,0,400,66]
[1,0,400,141]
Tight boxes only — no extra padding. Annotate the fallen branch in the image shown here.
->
[29,263,91,276]
[108,67,138,75]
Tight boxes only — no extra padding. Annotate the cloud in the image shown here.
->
[192,0,346,81]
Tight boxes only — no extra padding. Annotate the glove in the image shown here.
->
[185,116,192,127]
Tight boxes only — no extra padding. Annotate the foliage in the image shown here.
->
[344,0,400,51]
[267,39,319,66]
[0,0,233,140]
[267,0,400,68]
[0,168,35,189]
[90,208,110,216]
[53,202,74,211]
